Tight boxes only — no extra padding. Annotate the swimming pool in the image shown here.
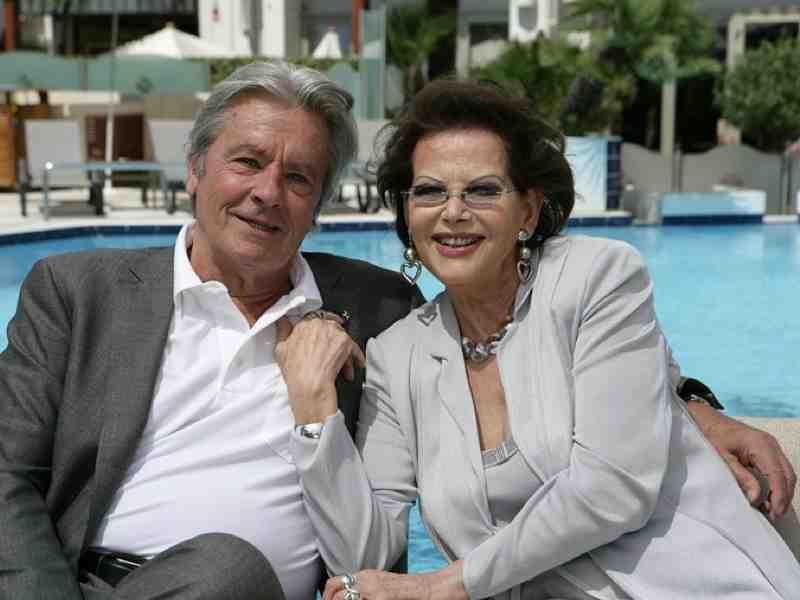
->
[4,225,798,416]
[1,223,799,572]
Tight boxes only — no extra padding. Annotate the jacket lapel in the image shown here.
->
[85,248,175,545]
[427,297,486,483]
[420,298,496,544]
[303,254,364,436]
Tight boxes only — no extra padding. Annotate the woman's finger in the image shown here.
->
[323,576,341,600]
[341,339,366,382]
[351,339,366,369]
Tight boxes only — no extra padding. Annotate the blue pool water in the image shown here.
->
[1,224,799,572]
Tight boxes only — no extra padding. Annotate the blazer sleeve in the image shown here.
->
[462,243,672,599]
[0,260,84,599]
[292,333,417,574]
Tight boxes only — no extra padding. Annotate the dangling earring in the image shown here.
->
[516,230,533,283]
[401,245,422,285]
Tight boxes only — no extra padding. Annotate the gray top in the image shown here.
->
[483,438,537,526]
[484,440,631,599]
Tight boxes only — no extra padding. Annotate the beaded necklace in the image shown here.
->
[460,318,515,363]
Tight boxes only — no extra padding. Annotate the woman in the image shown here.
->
[280,80,800,599]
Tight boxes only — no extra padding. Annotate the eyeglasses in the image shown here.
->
[400,182,517,209]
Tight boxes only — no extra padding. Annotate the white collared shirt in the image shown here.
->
[93,223,323,600]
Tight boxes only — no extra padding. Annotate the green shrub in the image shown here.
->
[718,38,800,152]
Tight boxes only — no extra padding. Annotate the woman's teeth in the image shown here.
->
[439,237,477,247]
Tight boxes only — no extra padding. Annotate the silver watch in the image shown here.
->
[296,422,324,439]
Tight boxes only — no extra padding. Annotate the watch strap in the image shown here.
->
[677,376,725,410]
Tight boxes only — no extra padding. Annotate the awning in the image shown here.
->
[0,51,210,94]
[0,51,83,91]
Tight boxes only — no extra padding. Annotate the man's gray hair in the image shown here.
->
[187,60,357,214]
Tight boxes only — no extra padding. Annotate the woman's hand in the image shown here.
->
[275,313,365,425]
[323,561,468,600]
[688,402,797,521]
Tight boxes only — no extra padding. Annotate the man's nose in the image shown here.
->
[251,165,285,206]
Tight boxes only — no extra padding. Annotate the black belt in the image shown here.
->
[80,549,148,587]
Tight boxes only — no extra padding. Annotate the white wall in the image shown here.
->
[259,0,287,58]
[509,0,561,42]
[198,0,251,56]
[456,0,508,76]
[198,0,300,58]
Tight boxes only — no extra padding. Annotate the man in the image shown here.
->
[0,61,420,600]
[0,61,793,600]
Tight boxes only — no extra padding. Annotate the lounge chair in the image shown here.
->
[338,119,389,213]
[19,119,97,217]
[147,119,192,211]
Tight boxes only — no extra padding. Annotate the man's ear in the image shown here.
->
[186,158,199,196]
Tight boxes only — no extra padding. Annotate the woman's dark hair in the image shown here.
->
[377,78,575,248]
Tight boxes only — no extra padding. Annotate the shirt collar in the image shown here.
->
[172,222,323,319]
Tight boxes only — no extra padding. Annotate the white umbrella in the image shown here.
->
[470,39,509,68]
[102,22,221,190]
[312,28,343,60]
[116,22,237,59]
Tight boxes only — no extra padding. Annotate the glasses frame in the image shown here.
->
[400,183,518,209]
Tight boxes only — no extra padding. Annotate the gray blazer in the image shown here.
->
[295,235,800,599]
[0,246,422,600]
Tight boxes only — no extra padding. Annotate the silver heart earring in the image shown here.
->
[400,245,422,285]
[516,230,533,283]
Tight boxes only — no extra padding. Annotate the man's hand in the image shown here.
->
[275,313,365,425]
[688,403,797,521]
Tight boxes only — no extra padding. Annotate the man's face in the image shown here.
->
[186,92,330,283]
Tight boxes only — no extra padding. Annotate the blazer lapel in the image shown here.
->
[85,248,175,545]
[427,298,486,483]
[422,298,496,543]
[498,302,552,483]
[303,254,364,436]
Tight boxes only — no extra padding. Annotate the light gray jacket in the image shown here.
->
[294,235,800,599]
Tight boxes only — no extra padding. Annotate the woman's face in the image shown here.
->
[406,128,542,293]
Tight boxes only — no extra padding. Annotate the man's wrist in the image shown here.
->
[288,386,338,425]
[676,376,724,410]
[685,401,727,437]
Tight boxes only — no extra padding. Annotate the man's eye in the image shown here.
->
[235,157,260,168]
[286,172,314,196]
[287,172,311,185]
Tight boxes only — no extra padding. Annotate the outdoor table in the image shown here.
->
[40,160,181,220]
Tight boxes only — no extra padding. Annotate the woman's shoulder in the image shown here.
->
[542,234,645,280]
[544,234,641,262]
[535,235,650,316]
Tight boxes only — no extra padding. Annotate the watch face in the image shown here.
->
[299,423,324,439]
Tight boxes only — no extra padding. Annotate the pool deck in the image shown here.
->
[0,187,636,240]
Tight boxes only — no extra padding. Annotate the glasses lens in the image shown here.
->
[409,185,447,205]
[464,184,504,207]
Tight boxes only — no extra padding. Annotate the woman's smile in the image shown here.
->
[431,234,484,257]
